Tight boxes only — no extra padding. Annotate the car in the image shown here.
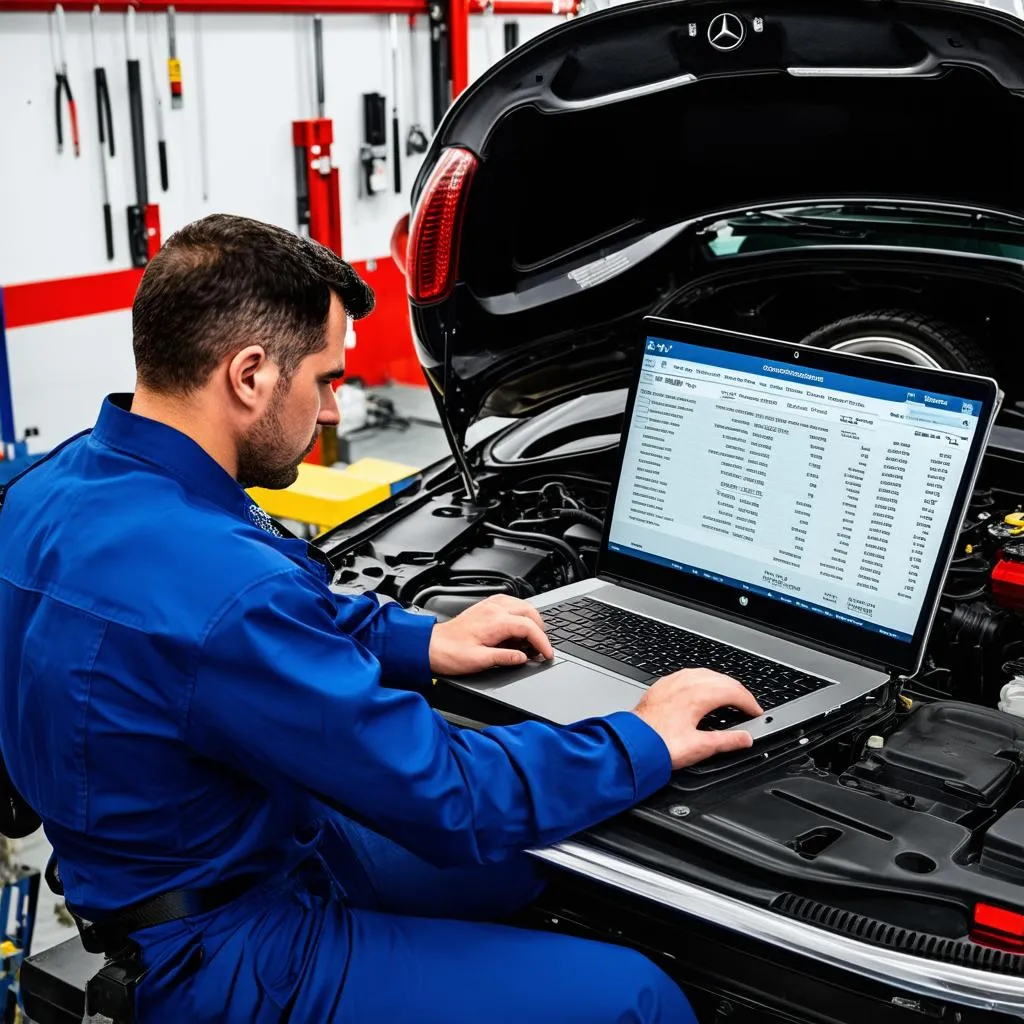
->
[341,1,1024,1019]
[17,3,1024,1021]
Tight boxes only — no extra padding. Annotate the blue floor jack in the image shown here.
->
[1,852,40,1024]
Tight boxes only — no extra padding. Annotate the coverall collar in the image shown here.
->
[93,393,255,522]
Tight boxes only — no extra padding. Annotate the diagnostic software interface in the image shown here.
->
[608,337,982,642]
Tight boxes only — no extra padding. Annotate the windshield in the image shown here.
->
[701,204,1024,262]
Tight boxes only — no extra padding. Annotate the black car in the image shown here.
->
[18,3,1024,1022]
[330,3,1024,1019]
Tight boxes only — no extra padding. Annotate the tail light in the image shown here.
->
[390,214,410,277]
[407,147,479,304]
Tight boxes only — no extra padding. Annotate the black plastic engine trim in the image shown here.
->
[773,892,1024,976]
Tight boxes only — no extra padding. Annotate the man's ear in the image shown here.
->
[227,344,276,411]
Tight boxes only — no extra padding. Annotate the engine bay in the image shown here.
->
[320,407,1024,968]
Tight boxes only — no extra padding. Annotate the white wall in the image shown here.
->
[0,7,564,452]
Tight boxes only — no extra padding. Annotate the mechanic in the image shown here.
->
[0,214,762,1024]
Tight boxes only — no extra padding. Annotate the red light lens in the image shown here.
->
[974,903,1024,937]
[390,214,411,276]
[971,903,1024,952]
[407,147,479,304]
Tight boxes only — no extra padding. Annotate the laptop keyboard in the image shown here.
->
[542,597,832,731]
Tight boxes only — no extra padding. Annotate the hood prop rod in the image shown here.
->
[441,324,480,505]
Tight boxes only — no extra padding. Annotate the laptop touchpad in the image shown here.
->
[462,658,644,726]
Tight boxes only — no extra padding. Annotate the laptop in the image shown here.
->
[448,316,1001,740]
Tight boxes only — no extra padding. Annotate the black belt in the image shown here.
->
[44,859,269,1024]
[47,856,260,957]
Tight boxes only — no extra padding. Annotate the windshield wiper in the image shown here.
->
[704,209,871,240]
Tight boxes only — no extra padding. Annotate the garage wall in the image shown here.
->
[0,7,564,454]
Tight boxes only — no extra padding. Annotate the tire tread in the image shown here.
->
[802,309,995,375]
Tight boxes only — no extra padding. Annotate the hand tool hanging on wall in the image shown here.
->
[388,14,401,194]
[194,14,210,200]
[50,3,80,157]
[405,16,428,155]
[291,15,342,256]
[294,15,325,233]
[90,5,115,259]
[428,2,449,132]
[503,21,519,53]
[313,13,325,117]
[167,6,183,108]
[360,93,388,196]
[124,6,151,266]
[147,16,170,191]
[482,1,496,69]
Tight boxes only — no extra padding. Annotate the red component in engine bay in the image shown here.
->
[992,536,1024,613]
[972,902,1024,952]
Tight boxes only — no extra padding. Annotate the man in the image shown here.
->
[0,215,761,1023]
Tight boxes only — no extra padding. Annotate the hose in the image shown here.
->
[553,508,604,532]
[509,509,605,534]
[541,481,580,510]
[483,523,587,581]
[411,583,512,606]
[451,571,537,597]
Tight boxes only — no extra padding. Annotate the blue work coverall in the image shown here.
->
[0,395,696,1023]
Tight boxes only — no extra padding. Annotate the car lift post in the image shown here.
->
[445,0,578,102]
[292,115,343,466]
[448,0,469,98]
[292,118,342,258]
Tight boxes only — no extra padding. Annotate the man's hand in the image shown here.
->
[428,595,556,676]
[632,669,763,770]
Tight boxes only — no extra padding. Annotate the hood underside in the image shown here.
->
[409,0,1024,448]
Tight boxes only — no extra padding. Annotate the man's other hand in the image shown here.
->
[428,595,556,676]
[633,669,763,770]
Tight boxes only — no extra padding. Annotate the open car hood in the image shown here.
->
[407,0,1024,450]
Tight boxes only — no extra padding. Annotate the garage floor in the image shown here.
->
[342,384,450,469]
[9,384,449,958]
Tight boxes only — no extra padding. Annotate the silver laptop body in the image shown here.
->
[448,317,1001,741]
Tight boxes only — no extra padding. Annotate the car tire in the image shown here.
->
[801,310,995,375]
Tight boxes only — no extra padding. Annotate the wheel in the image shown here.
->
[800,310,995,375]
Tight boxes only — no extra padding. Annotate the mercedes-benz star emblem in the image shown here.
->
[708,12,745,52]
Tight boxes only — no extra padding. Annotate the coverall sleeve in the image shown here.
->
[327,588,436,691]
[187,568,671,867]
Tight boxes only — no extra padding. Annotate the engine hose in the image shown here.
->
[483,523,587,581]
[507,517,561,531]
[946,601,1023,702]
[541,481,580,510]
[450,571,537,597]
[510,509,605,534]
[554,508,604,532]
[411,583,512,606]
[523,473,605,494]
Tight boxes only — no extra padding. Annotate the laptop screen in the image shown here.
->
[606,329,990,659]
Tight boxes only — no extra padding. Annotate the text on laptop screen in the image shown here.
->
[608,337,983,643]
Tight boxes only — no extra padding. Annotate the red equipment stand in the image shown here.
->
[145,205,163,262]
[293,117,343,257]
[293,116,344,465]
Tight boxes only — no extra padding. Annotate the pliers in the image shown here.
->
[51,4,80,156]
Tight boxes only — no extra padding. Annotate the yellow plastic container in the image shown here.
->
[246,459,420,533]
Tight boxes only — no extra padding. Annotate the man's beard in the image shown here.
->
[237,383,319,490]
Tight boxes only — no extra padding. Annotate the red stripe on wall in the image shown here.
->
[1,256,424,388]
[3,269,145,329]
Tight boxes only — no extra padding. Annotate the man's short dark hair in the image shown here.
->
[132,214,375,394]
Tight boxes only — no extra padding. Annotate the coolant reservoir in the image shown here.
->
[999,678,1024,719]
